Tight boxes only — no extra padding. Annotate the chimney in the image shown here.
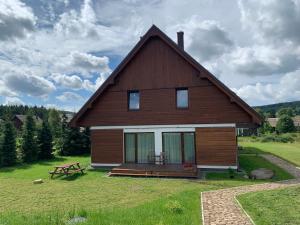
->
[177,31,184,50]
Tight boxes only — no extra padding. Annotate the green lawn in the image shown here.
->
[206,154,293,181]
[0,152,294,225]
[238,186,300,225]
[239,137,300,166]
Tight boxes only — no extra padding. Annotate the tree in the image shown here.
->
[0,121,17,167]
[59,113,90,156]
[21,113,38,162]
[48,109,62,154]
[258,120,274,134]
[276,107,294,118]
[276,115,295,133]
[37,120,53,160]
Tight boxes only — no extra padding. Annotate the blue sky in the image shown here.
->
[0,0,300,111]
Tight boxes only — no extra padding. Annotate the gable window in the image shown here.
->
[128,90,140,110]
[176,88,188,108]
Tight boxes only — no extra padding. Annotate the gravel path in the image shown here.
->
[201,154,300,225]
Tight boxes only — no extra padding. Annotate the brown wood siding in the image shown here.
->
[196,127,237,166]
[78,37,252,127]
[91,129,123,164]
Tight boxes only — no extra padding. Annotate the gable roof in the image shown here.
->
[267,116,300,127]
[14,114,42,124]
[70,25,262,127]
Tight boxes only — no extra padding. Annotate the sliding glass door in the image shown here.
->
[163,133,182,164]
[162,132,195,164]
[183,133,195,164]
[125,133,155,164]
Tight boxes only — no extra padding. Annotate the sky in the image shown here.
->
[0,0,300,112]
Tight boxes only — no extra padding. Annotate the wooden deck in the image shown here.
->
[109,164,198,178]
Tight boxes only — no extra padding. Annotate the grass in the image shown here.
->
[0,155,263,225]
[206,154,293,181]
[237,186,300,225]
[0,145,295,225]
[239,137,300,166]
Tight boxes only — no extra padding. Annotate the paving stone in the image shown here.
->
[201,154,300,225]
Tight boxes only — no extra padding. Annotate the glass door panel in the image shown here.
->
[125,133,136,163]
[183,133,195,163]
[137,133,155,163]
[163,133,182,164]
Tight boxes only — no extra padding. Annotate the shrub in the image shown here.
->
[276,115,295,133]
[279,134,295,143]
[259,133,294,143]
[165,201,183,214]
[228,167,235,179]
[260,134,275,143]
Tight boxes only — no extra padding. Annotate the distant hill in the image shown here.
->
[254,101,300,117]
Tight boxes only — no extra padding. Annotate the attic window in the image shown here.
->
[128,91,140,110]
[176,88,188,108]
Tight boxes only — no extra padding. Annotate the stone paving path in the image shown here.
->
[201,154,300,225]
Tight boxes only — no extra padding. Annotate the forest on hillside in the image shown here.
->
[254,101,300,118]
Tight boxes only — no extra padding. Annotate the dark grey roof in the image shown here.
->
[14,114,42,124]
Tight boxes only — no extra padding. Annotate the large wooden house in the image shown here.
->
[70,25,262,177]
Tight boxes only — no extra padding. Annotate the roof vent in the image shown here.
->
[177,31,184,50]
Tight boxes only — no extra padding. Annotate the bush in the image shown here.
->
[276,115,295,133]
[165,201,183,214]
[259,133,294,143]
[260,134,275,143]
[279,134,295,143]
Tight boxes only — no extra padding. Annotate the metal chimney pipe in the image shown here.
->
[177,31,184,50]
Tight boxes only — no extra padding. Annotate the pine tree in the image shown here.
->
[62,127,83,156]
[37,120,53,160]
[48,109,62,138]
[59,113,90,156]
[0,121,17,167]
[48,109,62,154]
[21,113,38,162]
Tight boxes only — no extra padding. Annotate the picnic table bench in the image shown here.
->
[49,162,85,178]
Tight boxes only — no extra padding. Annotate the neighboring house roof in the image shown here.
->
[267,116,300,127]
[267,118,279,127]
[61,113,74,123]
[14,114,43,124]
[293,116,300,127]
[70,25,262,127]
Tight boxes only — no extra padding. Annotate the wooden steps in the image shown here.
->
[109,164,198,178]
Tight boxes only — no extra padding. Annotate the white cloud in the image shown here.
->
[0,0,36,41]
[55,51,111,77]
[170,17,234,62]
[52,73,83,89]
[0,80,18,97]
[82,75,107,92]
[230,45,300,76]
[233,70,300,105]
[4,73,56,97]
[239,0,300,45]
[56,91,84,102]
[4,97,24,105]
[232,0,300,76]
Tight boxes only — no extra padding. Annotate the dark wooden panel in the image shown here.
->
[196,127,237,166]
[91,129,123,164]
[78,37,252,127]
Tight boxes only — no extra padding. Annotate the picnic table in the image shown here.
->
[49,162,85,178]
